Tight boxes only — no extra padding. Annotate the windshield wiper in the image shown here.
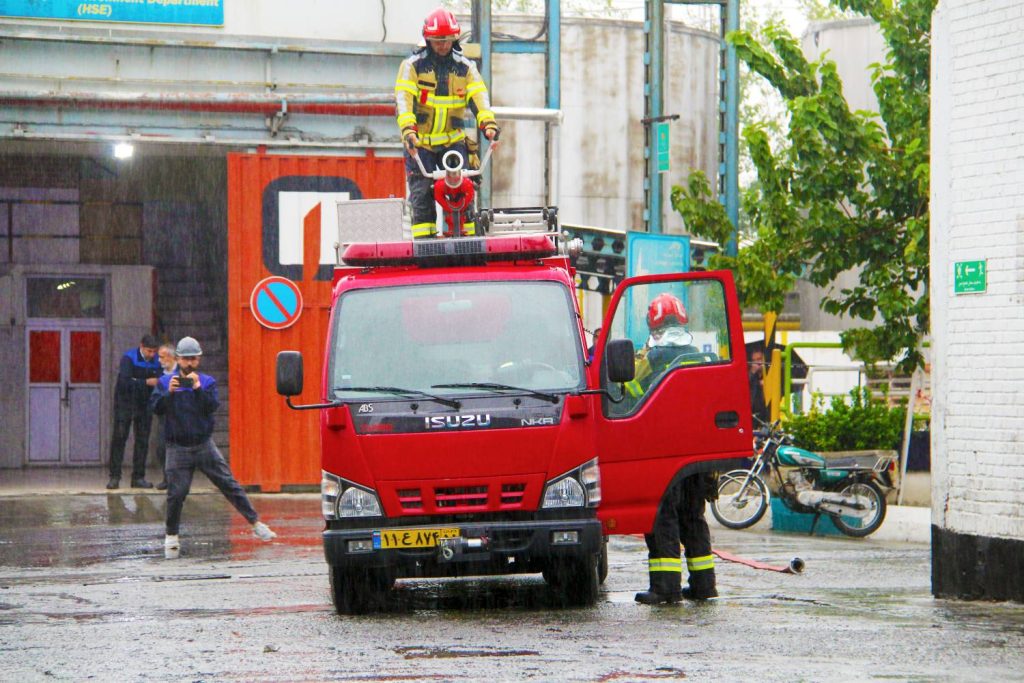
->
[432,382,560,404]
[335,385,461,410]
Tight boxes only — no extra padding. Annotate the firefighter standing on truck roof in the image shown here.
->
[395,7,499,239]
[629,293,719,604]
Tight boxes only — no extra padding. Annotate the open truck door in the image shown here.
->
[592,271,752,535]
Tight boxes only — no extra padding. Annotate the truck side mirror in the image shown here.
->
[605,338,636,383]
[276,351,304,397]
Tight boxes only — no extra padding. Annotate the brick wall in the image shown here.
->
[931,0,1024,599]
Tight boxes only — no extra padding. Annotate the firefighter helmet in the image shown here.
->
[423,7,461,41]
[647,293,688,330]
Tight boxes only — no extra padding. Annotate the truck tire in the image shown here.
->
[543,554,600,606]
[598,539,609,584]
[329,566,395,615]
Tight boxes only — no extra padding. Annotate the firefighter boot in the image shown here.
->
[681,567,717,601]
[634,562,683,605]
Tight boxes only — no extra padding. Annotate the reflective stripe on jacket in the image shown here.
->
[395,47,497,150]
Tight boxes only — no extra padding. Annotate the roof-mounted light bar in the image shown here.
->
[341,235,558,268]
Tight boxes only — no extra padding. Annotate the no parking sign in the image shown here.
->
[250,276,303,330]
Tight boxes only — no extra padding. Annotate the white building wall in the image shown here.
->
[931,0,1024,542]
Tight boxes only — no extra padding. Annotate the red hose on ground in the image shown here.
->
[712,549,804,574]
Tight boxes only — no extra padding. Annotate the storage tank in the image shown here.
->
[797,18,886,331]
[489,15,720,234]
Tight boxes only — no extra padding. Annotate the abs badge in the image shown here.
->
[250,276,303,330]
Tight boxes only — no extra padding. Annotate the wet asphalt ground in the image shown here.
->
[1,493,1023,682]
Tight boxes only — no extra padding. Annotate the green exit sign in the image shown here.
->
[655,121,670,173]
[954,260,986,294]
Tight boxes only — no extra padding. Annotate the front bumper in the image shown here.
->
[323,517,603,578]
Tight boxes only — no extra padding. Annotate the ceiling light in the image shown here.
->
[113,142,134,160]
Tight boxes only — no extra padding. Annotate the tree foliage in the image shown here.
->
[672,0,935,372]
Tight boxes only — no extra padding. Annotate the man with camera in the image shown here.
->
[149,336,276,556]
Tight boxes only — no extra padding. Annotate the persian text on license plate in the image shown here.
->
[372,527,460,549]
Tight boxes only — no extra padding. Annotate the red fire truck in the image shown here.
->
[276,231,751,613]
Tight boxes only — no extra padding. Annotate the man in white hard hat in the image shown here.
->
[150,336,276,557]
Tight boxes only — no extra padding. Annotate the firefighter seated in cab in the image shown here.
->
[624,293,700,401]
[395,7,500,239]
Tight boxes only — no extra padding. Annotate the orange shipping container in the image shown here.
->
[227,152,405,491]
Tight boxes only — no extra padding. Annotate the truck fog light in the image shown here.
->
[551,530,579,545]
[339,486,383,517]
[347,539,374,553]
[542,477,585,508]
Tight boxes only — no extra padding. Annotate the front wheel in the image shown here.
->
[329,566,395,615]
[831,480,887,537]
[711,469,770,529]
[543,554,600,606]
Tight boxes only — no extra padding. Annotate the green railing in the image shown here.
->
[782,340,930,414]
[782,342,843,415]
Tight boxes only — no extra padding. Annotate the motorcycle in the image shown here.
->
[710,420,895,537]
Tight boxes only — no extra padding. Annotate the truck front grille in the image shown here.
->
[387,477,538,514]
[501,483,526,507]
[435,485,488,510]
[397,488,423,511]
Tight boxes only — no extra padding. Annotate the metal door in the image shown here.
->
[27,326,104,465]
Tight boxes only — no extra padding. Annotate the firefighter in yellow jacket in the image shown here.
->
[395,7,499,238]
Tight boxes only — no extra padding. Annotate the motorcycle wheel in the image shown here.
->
[711,469,770,529]
[831,480,887,537]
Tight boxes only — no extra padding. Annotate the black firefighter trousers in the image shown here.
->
[644,473,717,596]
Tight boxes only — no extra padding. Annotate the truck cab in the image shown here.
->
[277,232,751,613]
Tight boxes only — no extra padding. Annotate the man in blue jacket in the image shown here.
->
[107,334,161,490]
[150,336,276,556]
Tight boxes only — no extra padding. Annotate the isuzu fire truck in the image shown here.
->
[276,229,752,613]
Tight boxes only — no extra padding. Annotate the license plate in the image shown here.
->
[372,527,460,550]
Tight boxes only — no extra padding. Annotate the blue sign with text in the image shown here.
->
[0,0,224,26]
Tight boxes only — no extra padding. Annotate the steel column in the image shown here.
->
[643,0,665,234]
[724,0,740,256]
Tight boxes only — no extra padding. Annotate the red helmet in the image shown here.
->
[423,7,461,41]
[647,293,688,330]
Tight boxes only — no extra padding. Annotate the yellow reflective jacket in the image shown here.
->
[395,47,497,149]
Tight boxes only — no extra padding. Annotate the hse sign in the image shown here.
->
[0,0,225,26]
[954,260,986,294]
[250,276,303,330]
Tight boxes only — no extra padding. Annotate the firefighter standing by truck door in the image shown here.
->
[395,7,499,238]
[626,294,719,603]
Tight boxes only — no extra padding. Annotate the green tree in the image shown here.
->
[672,0,935,372]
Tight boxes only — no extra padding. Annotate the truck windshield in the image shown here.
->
[329,280,584,400]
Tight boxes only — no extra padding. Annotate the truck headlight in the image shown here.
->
[339,485,383,518]
[322,472,382,519]
[541,458,601,509]
[542,476,586,508]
